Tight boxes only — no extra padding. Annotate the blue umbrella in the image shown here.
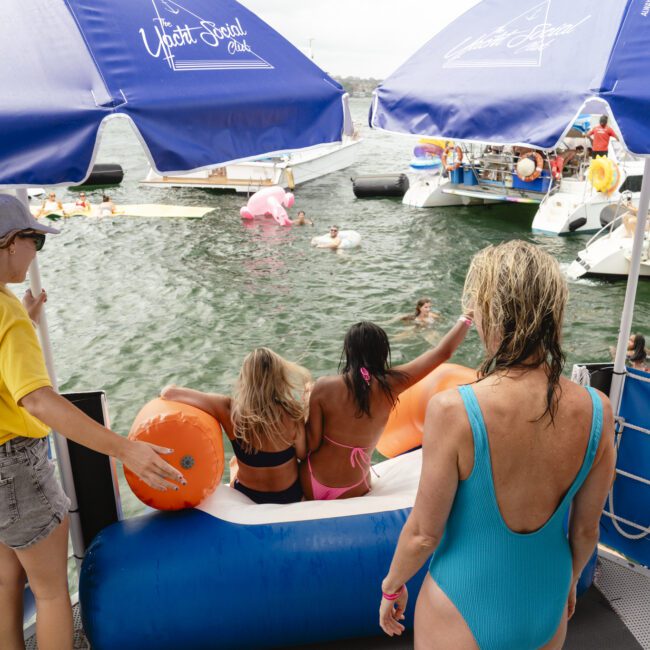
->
[371,0,648,153]
[371,0,650,561]
[1,0,351,567]
[1,0,351,187]
[371,0,650,412]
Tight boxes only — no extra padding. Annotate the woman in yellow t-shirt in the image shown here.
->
[0,195,185,650]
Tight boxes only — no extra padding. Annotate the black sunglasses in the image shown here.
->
[17,232,46,252]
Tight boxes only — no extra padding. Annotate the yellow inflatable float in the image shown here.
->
[377,363,476,458]
[588,156,620,195]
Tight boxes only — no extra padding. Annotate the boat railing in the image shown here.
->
[584,214,625,248]
[462,152,557,196]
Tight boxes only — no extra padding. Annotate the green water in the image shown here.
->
[33,98,650,520]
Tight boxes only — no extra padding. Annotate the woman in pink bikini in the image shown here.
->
[300,318,472,500]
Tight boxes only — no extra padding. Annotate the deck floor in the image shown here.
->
[25,557,648,649]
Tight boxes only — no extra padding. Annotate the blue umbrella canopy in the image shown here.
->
[1,0,350,186]
[371,0,649,154]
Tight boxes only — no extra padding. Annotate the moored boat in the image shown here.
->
[142,136,361,193]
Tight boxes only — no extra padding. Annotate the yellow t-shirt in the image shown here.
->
[0,285,52,445]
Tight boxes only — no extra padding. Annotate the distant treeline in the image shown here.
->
[333,76,382,98]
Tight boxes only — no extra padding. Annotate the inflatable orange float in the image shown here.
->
[377,363,476,458]
[124,398,225,510]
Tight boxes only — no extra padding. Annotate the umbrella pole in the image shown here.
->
[609,159,650,413]
[17,189,85,571]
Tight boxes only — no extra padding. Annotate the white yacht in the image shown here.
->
[568,212,650,279]
[142,136,361,193]
[403,143,551,208]
[532,143,644,236]
[403,136,645,238]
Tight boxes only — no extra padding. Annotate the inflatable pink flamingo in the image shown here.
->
[240,186,295,226]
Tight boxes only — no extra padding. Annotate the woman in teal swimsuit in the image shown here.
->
[379,240,616,650]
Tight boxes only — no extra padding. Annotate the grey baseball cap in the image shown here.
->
[0,194,60,238]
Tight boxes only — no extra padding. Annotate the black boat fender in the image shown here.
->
[75,163,124,187]
[352,173,409,198]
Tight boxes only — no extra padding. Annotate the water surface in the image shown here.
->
[33,98,649,519]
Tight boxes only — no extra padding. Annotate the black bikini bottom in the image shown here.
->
[233,478,303,504]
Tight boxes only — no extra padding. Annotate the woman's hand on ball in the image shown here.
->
[121,439,185,491]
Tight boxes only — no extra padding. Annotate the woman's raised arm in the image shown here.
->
[160,385,231,425]
[391,317,471,393]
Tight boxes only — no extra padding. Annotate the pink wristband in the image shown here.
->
[458,315,473,327]
[382,585,405,601]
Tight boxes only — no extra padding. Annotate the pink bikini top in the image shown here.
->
[307,435,378,501]
[323,435,373,483]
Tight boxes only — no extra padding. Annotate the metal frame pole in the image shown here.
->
[609,159,650,414]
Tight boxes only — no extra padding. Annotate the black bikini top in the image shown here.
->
[230,436,295,468]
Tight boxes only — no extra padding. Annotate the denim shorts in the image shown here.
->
[0,436,71,550]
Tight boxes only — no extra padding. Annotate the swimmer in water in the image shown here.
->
[402,298,440,326]
[291,210,313,226]
[313,225,341,249]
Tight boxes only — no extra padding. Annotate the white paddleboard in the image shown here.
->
[30,204,215,219]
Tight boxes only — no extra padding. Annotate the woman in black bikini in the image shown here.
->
[161,347,310,504]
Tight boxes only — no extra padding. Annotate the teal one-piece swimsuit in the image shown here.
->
[428,385,603,650]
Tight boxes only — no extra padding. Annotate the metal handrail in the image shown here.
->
[584,214,624,248]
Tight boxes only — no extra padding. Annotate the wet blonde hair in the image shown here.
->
[462,240,568,420]
[230,347,310,454]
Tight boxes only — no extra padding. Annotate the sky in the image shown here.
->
[238,0,481,79]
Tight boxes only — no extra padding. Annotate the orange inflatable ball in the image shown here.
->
[377,363,476,458]
[124,398,224,510]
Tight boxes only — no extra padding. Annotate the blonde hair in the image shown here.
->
[462,240,568,420]
[230,347,310,453]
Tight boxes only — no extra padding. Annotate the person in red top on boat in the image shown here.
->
[587,115,618,157]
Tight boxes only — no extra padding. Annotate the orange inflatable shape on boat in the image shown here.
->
[377,363,476,458]
[124,398,225,510]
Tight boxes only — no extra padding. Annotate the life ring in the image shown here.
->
[311,230,361,249]
[588,157,619,195]
[441,145,463,171]
[377,363,476,458]
[124,398,225,510]
[516,152,544,182]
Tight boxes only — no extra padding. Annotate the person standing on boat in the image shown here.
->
[379,241,615,650]
[0,195,184,650]
[301,318,471,500]
[587,115,618,158]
